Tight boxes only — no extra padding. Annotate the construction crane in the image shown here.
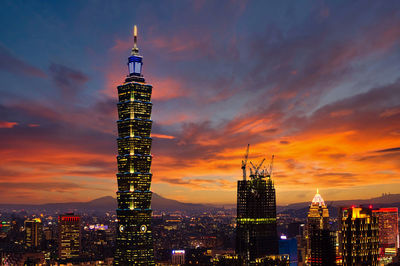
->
[256,158,265,176]
[266,155,275,178]
[241,144,250,181]
[250,158,265,178]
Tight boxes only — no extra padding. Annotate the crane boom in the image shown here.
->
[241,144,250,180]
[255,158,265,176]
[268,155,275,178]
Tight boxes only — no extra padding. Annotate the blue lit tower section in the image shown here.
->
[114,25,155,265]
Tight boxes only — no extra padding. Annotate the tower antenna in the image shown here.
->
[132,25,139,55]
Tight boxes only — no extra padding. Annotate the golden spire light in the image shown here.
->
[131,25,139,55]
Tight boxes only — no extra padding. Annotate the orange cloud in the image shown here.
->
[0,121,18,128]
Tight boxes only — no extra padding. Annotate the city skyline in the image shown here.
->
[1,1,400,205]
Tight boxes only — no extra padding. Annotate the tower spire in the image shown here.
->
[131,25,139,56]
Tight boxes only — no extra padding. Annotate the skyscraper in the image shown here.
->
[305,189,334,265]
[24,218,42,249]
[339,206,379,266]
[58,213,81,260]
[372,208,399,259]
[114,26,155,265]
[236,149,278,262]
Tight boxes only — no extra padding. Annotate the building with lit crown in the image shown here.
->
[305,189,335,265]
[114,25,155,265]
[306,189,329,232]
[58,213,81,260]
[236,155,278,262]
[339,206,379,266]
[24,218,42,249]
[372,207,399,259]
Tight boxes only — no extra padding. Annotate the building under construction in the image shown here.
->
[236,145,278,262]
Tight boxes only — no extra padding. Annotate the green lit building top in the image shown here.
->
[114,26,155,265]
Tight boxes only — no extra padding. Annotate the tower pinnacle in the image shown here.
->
[128,25,143,77]
[131,25,139,56]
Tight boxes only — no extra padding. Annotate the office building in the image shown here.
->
[114,25,155,265]
[58,213,81,259]
[24,218,42,249]
[339,207,379,266]
[372,207,399,258]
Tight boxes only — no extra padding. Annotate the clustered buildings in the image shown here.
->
[0,27,399,266]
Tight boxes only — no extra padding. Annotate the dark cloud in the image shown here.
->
[375,147,400,153]
[49,63,89,99]
[0,44,46,78]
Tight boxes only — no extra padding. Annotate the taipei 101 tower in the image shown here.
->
[114,26,155,265]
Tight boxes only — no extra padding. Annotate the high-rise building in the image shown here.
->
[305,189,334,265]
[372,208,399,258]
[58,213,81,260]
[236,150,278,262]
[339,207,379,266]
[306,189,329,232]
[114,25,155,265]
[24,218,42,249]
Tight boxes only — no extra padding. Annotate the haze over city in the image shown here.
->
[1,0,400,205]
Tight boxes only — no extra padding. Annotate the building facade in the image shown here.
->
[339,207,379,266]
[114,26,155,265]
[236,166,278,261]
[308,229,336,266]
[24,218,42,249]
[372,208,399,259]
[58,213,81,260]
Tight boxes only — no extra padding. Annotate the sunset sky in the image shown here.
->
[1,0,400,205]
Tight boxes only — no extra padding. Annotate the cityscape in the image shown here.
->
[1,1,400,266]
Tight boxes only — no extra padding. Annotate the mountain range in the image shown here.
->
[0,193,218,213]
[0,193,399,216]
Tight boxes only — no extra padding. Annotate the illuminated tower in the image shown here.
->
[114,25,155,265]
[236,151,278,262]
[25,218,42,249]
[58,213,81,260]
[306,189,329,232]
[305,189,334,265]
[339,207,379,266]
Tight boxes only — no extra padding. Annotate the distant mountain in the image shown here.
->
[0,193,218,213]
[1,193,399,216]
